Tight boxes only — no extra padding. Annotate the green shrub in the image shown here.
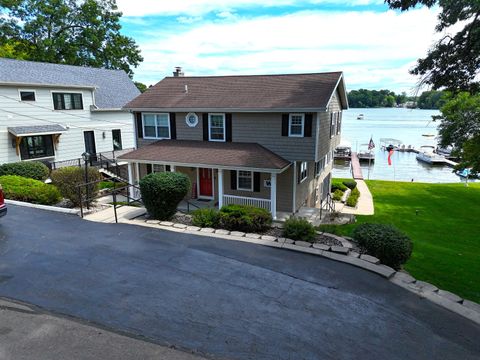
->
[51,166,101,206]
[353,223,413,269]
[219,204,272,233]
[192,208,220,228]
[0,175,61,205]
[0,161,49,181]
[346,187,360,207]
[283,217,316,242]
[342,179,357,190]
[331,179,348,192]
[99,180,128,190]
[332,189,344,201]
[140,172,190,220]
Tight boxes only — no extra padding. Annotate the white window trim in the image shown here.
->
[288,113,305,137]
[208,113,226,142]
[18,89,36,102]
[330,113,335,139]
[237,170,254,191]
[300,161,308,183]
[142,113,171,140]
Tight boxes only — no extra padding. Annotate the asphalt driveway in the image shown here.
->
[0,205,479,360]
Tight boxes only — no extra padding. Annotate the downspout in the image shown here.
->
[292,161,297,214]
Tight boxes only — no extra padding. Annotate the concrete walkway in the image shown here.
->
[339,180,374,215]
[84,205,146,223]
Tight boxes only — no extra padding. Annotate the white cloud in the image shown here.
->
[131,7,439,92]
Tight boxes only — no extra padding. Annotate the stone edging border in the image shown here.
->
[123,217,480,325]
[5,199,80,215]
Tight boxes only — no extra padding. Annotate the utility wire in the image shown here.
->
[0,107,136,134]
[0,93,137,128]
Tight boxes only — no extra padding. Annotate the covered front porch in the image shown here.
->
[118,140,292,219]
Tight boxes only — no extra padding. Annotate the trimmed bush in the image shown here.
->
[332,189,344,201]
[346,187,360,207]
[342,179,357,190]
[140,172,190,220]
[0,175,61,205]
[192,208,220,228]
[99,180,128,190]
[331,179,348,192]
[219,204,272,233]
[353,223,413,269]
[0,161,49,181]
[51,166,101,206]
[283,217,316,242]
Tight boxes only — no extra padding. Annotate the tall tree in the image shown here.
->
[0,0,143,76]
[386,0,480,92]
[435,93,480,174]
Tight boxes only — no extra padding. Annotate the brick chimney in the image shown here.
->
[173,67,184,77]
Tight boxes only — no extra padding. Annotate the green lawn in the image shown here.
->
[322,180,480,303]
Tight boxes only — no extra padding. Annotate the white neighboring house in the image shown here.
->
[0,58,140,166]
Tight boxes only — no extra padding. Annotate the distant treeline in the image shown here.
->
[348,89,446,109]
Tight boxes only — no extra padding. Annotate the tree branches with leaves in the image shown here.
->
[386,0,480,92]
[0,0,143,77]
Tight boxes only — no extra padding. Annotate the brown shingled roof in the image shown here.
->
[118,140,291,172]
[125,72,346,110]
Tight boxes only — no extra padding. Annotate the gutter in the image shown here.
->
[123,107,327,113]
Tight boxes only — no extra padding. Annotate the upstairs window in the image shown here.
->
[336,112,342,135]
[20,91,36,101]
[142,113,170,139]
[53,93,83,110]
[208,113,226,142]
[289,114,304,137]
[237,171,253,191]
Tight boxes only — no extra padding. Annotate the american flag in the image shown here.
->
[368,137,375,150]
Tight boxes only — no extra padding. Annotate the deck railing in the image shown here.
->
[223,194,271,211]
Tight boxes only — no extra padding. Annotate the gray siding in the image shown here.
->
[316,90,342,161]
[232,113,316,161]
[294,161,317,210]
[136,111,317,162]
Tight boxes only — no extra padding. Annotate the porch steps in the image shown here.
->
[99,168,128,183]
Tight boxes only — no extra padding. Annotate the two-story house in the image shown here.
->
[0,58,140,166]
[119,70,348,219]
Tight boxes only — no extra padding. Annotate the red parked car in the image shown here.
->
[0,184,6,218]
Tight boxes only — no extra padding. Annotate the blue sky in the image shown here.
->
[116,0,442,93]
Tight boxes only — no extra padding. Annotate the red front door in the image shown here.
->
[199,168,213,197]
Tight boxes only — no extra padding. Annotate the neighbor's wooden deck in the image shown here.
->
[351,152,364,180]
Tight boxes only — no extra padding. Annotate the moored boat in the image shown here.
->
[357,144,375,162]
[416,145,445,165]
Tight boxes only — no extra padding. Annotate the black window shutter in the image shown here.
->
[281,114,289,136]
[297,163,301,184]
[136,113,143,139]
[304,114,313,137]
[253,172,261,192]
[202,113,209,141]
[169,113,176,139]
[226,113,232,142]
[230,170,237,190]
[146,164,152,173]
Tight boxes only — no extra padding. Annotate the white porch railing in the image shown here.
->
[223,194,271,211]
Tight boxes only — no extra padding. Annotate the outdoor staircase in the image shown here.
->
[99,167,128,183]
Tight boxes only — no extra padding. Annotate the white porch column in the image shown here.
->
[218,169,224,209]
[135,163,140,184]
[170,165,176,172]
[127,162,134,199]
[270,173,277,220]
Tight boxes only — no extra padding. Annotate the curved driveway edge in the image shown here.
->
[85,205,480,326]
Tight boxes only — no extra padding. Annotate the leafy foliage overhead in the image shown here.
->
[0,0,143,76]
[386,0,480,92]
[435,92,480,174]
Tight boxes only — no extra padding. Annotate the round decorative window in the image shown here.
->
[185,112,198,127]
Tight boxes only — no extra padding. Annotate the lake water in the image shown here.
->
[333,108,473,183]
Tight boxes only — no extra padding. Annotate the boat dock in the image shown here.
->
[443,158,458,167]
[350,152,363,180]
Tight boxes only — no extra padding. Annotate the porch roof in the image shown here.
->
[118,140,291,173]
